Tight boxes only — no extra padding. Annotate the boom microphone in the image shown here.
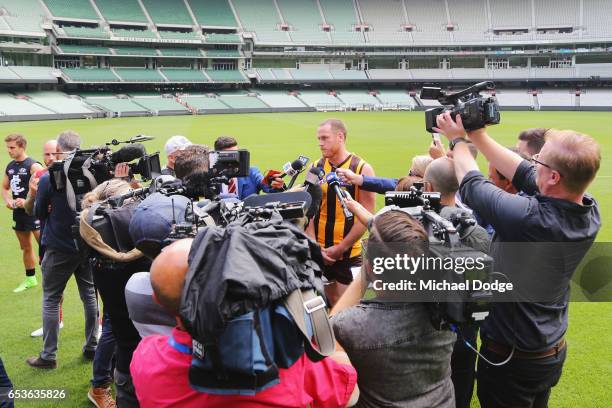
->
[325,172,353,219]
[111,143,146,163]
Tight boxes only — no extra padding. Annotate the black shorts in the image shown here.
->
[12,209,40,232]
[322,256,362,285]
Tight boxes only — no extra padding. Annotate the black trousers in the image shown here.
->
[477,344,567,408]
[451,326,478,408]
[91,258,150,374]
[0,356,13,408]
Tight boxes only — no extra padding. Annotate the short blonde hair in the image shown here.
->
[4,133,27,148]
[319,119,348,140]
[81,179,132,209]
[410,155,433,179]
[545,129,600,194]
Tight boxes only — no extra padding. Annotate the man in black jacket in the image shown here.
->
[434,113,601,408]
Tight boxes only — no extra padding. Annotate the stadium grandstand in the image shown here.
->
[0,0,609,121]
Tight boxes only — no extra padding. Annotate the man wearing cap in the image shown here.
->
[161,136,192,177]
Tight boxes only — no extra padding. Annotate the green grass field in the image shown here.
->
[0,111,610,407]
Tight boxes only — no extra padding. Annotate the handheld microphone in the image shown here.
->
[111,143,146,163]
[325,172,353,219]
[304,166,325,186]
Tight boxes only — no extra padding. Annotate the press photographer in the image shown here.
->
[27,131,98,370]
[433,111,601,407]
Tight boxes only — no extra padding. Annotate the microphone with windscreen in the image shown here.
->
[111,143,146,163]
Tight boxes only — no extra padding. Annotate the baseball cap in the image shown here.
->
[129,192,191,259]
[164,135,192,156]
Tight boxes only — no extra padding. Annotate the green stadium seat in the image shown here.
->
[232,0,291,43]
[188,0,237,27]
[0,94,55,115]
[217,94,269,109]
[62,26,110,39]
[161,69,209,82]
[113,46,158,56]
[114,68,166,82]
[276,0,329,44]
[131,96,188,112]
[319,0,364,44]
[95,0,148,23]
[25,91,95,114]
[1,0,46,34]
[158,48,203,57]
[204,33,242,43]
[112,29,157,39]
[141,0,193,25]
[85,97,147,113]
[204,49,242,58]
[44,0,98,19]
[158,30,200,40]
[63,68,120,82]
[180,95,230,110]
[58,44,111,55]
[205,70,247,82]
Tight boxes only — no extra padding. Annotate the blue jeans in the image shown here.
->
[91,313,116,388]
[0,356,14,408]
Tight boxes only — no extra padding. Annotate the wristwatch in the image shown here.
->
[449,137,468,150]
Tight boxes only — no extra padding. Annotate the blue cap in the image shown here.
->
[129,193,191,258]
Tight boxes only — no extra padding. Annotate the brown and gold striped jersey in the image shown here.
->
[313,153,367,259]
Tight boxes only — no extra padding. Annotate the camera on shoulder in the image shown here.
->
[421,81,501,133]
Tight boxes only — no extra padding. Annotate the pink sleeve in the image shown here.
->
[303,357,358,408]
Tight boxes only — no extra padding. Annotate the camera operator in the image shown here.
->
[23,139,66,338]
[434,113,601,408]
[331,210,456,407]
[161,135,192,177]
[213,136,284,199]
[80,177,151,407]
[130,238,359,408]
[27,131,99,370]
[422,157,490,408]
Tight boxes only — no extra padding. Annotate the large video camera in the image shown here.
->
[384,185,493,330]
[421,81,501,133]
[49,136,160,211]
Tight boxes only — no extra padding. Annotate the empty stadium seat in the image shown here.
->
[95,0,148,23]
[188,0,237,27]
[204,49,242,58]
[85,96,147,113]
[358,0,412,44]
[158,30,200,40]
[61,26,110,39]
[216,94,269,109]
[232,0,291,43]
[59,44,111,55]
[158,48,203,57]
[276,0,329,44]
[335,90,379,107]
[180,95,231,111]
[114,68,165,82]
[44,0,98,19]
[255,90,307,108]
[161,69,209,82]
[131,96,188,112]
[25,91,95,114]
[205,33,242,43]
[112,29,157,39]
[141,0,193,25]
[319,0,364,44]
[112,46,158,56]
[63,68,120,82]
[1,0,46,33]
[295,90,343,109]
[205,70,247,82]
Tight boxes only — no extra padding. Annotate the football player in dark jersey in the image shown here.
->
[2,134,43,293]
